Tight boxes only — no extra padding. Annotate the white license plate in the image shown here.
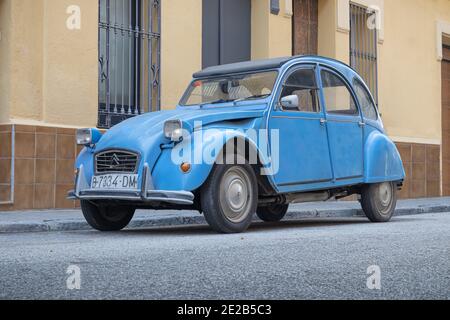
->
[91,174,139,190]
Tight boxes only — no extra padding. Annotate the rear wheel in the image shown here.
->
[257,204,289,222]
[81,200,135,231]
[201,163,257,234]
[361,182,397,222]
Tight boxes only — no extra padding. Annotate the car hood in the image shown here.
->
[92,106,266,171]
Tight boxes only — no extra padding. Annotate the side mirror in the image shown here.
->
[280,95,299,110]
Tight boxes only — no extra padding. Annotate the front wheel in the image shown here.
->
[200,163,257,234]
[361,182,397,222]
[81,200,135,231]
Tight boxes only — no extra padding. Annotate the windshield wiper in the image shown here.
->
[234,94,271,103]
[199,99,236,107]
[198,94,270,107]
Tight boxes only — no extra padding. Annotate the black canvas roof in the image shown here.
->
[193,56,292,78]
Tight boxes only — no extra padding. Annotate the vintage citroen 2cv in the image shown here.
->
[69,56,405,233]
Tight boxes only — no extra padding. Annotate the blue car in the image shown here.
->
[70,55,405,234]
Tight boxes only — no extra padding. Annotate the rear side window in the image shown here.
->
[321,70,358,116]
[353,79,378,121]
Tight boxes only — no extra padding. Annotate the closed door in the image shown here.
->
[292,0,318,55]
[442,46,450,195]
[270,66,333,191]
[202,0,251,68]
[320,68,364,181]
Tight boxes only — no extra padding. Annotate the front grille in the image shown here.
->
[95,150,139,174]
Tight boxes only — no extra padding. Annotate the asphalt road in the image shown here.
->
[0,212,449,300]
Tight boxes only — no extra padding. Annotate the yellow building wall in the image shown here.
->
[0,0,12,123]
[41,0,98,127]
[1,0,202,123]
[268,0,293,58]
[318,0,350,64]
[252,0,292,60]
[379,0,450,144]
[161,0,202,109]
[0,0,295,127]
[251,0,270,60]
[1,0,98,128]
[8,0,44,122]
[317,0,336,59]
[1,0,449,142]
[327,0,450,144]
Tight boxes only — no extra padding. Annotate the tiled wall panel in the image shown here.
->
[0,125,79,211]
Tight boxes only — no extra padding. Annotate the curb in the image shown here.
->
[0,203,449,234]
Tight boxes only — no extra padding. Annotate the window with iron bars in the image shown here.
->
[350,3,378,105]
[98,0,161,129]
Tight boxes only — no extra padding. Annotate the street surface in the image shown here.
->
[0,212,449,299]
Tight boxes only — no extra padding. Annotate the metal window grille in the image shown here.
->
[350,3,378,104]
[98,0,161,129]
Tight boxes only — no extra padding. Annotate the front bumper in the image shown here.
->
[67,164,194,205]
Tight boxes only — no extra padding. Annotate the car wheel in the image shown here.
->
[361,182,397,223]
[81,200,135,231]
[201,163,257,234]
[257,204,289,222]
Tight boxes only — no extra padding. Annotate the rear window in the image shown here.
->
[353,79,378,121]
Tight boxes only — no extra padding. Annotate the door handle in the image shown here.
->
[358,122,366,127]
[320,119,327,126]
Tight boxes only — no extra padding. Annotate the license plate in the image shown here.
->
[91,174,139,190]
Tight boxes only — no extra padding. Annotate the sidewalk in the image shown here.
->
[0,197,449,233]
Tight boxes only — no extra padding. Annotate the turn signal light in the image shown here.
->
[180,162,191,173]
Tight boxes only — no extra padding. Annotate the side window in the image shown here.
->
[321,70,358,116]
[280,68,320,113]
[353,79,378,121]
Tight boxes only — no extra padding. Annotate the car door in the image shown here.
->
[319,67,364,181]
[269,65,333,192]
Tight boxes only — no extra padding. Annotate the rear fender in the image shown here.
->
[364,130,405,184]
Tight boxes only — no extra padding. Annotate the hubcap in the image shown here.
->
[378,182,392,207]
[228,179,247,211]
[219,167,253,223]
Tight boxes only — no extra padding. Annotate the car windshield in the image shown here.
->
[180,71,278,106]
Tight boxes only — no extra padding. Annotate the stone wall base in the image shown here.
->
[395,142,441,199]
[0,124,80,211]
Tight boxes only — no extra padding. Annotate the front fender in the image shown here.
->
[151,129,273,191]
[364,130,405,184]
[75,147,94,184]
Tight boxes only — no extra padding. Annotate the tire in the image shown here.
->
[200,163,258,234]
[81,200,135,231]
[257,204,289,222]
[361,182,397,223]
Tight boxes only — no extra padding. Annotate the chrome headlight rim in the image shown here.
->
[164,120,184,142]
[76,128,102,146]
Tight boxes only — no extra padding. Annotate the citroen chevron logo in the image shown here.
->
[110,153,121,167]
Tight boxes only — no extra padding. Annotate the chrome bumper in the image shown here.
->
[67,164,194,205]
